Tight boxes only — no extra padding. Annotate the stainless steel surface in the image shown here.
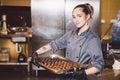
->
[31,0,65,55]
[31,0,65,40]
[38,54,83,74]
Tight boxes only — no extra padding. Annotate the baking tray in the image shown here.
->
[38,54,84,74]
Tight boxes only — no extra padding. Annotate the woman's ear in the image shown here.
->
[86,14,91,20]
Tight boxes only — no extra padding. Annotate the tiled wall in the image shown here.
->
[100,0,120,41]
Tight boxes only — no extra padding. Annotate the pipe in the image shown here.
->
[16,43,22,54]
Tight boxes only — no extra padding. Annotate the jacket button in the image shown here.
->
[68,42,70,44]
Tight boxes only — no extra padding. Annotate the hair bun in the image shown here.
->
[85,3,94,18]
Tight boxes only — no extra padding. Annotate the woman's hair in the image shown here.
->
[73,3,94,18]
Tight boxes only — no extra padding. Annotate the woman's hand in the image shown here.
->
[65,67,88,80]
[32,52,40,68]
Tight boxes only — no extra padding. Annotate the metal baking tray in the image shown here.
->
[38,54,84,74]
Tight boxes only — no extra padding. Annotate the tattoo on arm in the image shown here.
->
[42,46,46,50]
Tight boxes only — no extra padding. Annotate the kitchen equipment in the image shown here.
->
[0,15,8,35]
[37,54,84,74]
[15,43,26,62]
[109,49,120,70]
[8,27,27,34]
[112,59,120,70]
[0,48,10,62]
[18,52,27,62]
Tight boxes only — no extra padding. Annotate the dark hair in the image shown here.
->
[73,3,94,18]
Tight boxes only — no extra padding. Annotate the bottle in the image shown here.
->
[20,16,27,27]
[0,15,8,35]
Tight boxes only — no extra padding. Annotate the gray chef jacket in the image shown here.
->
[50,28,104,76]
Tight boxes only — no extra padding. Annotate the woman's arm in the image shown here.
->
[36,43,52,54]
[87,37,104,76]
[36,31,71,54]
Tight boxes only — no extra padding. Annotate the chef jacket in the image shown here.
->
[50,28,104,76]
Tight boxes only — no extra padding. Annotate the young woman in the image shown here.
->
[32,3,104,80]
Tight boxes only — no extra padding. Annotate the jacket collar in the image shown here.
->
[73,28,90,37]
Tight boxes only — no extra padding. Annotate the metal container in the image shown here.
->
[38,54,83,74]
[0,48,10,62]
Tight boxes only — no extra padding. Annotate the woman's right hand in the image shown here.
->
[32,52,40,68]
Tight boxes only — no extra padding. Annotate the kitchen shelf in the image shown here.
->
[0,33,32,74]
[0,33,32,38]
[0,57,31,73]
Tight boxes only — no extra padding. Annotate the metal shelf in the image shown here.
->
[0,57,31,73]
[0,33,32,38]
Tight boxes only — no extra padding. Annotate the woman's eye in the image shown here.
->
[72,15,81,19]
[72,16,75,19]
[77,15,81,18]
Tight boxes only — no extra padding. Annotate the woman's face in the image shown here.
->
[72,7,90,28]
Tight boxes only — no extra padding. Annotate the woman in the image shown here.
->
[32,3,104,79]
